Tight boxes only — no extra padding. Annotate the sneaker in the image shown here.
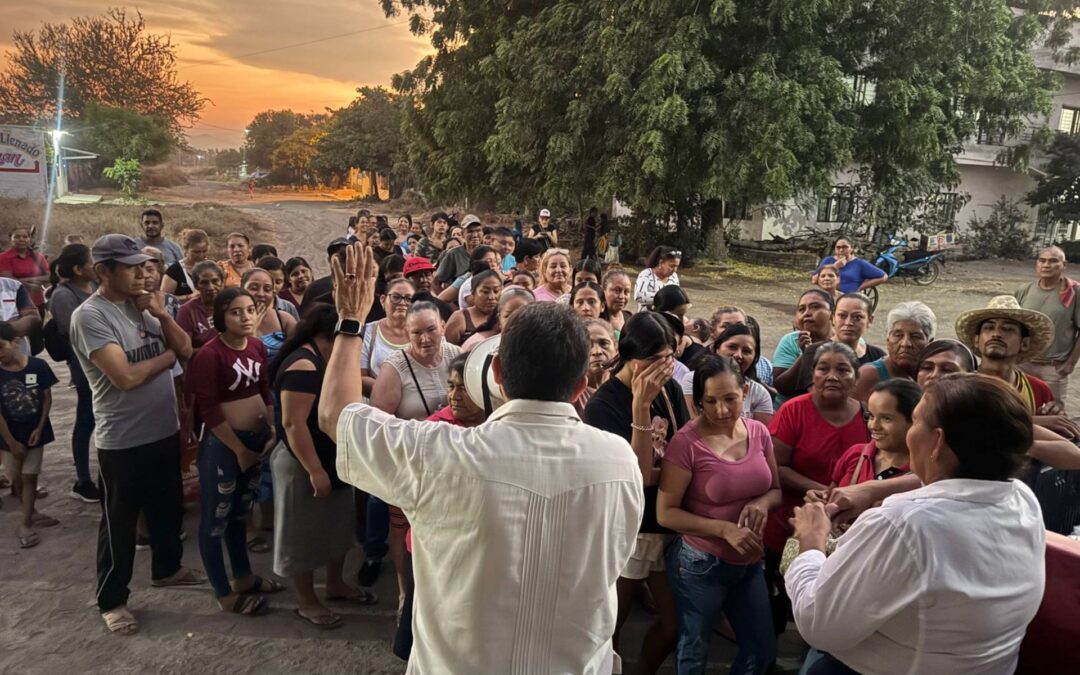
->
[69,481,101,503]
[136,531,187,551]
[357,558,383,587]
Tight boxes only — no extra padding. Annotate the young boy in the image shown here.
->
[0,320,59,547]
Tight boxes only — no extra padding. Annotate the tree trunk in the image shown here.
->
[700,198,728,261]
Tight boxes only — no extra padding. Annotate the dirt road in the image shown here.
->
[0,193,1057,673]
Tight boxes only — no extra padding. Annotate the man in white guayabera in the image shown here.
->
[318,243,643,673]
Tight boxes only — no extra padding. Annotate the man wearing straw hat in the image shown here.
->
[955,295,1080,438]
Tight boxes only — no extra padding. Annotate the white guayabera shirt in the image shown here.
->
[336,399,644,674]
[786,479,1045,675]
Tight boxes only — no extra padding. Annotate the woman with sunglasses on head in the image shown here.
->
[601,269,634,334]
[461,286,534,352]
[635,246,682,312]
[533,248,574,302]
[186,287,281,616]
[584,311,690,675]
[445,269,503,346]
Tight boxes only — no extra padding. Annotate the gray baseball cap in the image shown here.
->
[92,234,153,265]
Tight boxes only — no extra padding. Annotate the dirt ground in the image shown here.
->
[0,189,1060,673]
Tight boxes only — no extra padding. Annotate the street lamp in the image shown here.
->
[241,128,250,177]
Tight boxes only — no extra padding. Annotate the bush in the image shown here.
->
[965,196,1035,260]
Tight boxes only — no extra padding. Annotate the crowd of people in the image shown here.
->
[0,207,1075,674]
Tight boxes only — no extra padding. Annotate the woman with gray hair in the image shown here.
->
[853,301,935,401]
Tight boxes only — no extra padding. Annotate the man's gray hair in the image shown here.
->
[887,301,936,339]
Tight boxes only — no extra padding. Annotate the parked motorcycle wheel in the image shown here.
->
[864,286,880,314]
[912,259,942,286]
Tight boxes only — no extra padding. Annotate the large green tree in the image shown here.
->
[1028,132,1080,223]
[80,102,175,164]
[0,8,205,132]
[244,109,325,174]
[383,0,1079,253]
[314,86,408,197]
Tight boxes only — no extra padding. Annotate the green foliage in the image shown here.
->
[0,8,205,131]
[380,0,1076,251]
[102,158,143,200]
[1027,132,1080,223]
[314,87,409,196]
[214,149,244,171]
[81,102,174,164]
[244,110,325,174]
[271,127,323,184]
[966,195,1036,259]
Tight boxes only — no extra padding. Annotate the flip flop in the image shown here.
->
[326,589,378,606]
[18,531,40,548]
[35,485,48,499]
[222,594,267,616]
[247,535,271,553]
[292,608,343,630]
[102,607,138,635]
[237,575,286,594]
[151,567,208,587]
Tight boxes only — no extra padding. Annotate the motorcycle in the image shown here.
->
[873,238,946,286]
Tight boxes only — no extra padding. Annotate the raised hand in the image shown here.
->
[331,243,378,322]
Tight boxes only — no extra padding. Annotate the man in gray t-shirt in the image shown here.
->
[69,234,204,633]
[1014,245,1080,404]
[134,208,183,267]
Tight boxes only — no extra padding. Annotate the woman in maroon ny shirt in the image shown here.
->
[186,287,279,615]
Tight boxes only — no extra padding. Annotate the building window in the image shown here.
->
[1058,106,1080,135]
[975,113,1007,145]
[723,201,749,220]
[817,187,855,223]
[924,192,962,228]
[845,75,876,105]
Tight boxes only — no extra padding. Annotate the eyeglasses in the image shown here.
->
[665,251,682,258]
[388,293,414,305]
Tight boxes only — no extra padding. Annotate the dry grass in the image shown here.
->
[0,198,274,256]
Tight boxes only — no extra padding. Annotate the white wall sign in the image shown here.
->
[0,126,48,201]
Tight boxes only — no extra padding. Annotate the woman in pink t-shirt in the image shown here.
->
[531,248,572,302]
[658,355,780,673]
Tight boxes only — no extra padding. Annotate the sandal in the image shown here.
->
[102,607,138,635]
[222,593,267,616]
[151,567,208,587]
[236,575,285,594]
[293,608,343,630]
[247,535,271,553]
[36,485,48,499]
[17,529,40,549]
[326,589,378,606]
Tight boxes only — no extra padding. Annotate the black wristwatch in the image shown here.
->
[334,318,364,337]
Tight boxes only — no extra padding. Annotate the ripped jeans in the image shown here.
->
[197,429,269,598]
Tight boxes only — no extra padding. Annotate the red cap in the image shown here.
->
[403,256,436,276]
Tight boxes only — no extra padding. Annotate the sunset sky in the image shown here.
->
[0,1,430,148]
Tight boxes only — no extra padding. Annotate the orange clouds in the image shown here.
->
[0,1,430,147]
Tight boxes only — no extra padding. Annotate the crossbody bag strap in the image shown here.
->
[850,443,871,486]
[402,351,432,416]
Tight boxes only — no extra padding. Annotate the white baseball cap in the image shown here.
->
[461,214,482,227]
[464,336,506,414]
[539,208,551,218]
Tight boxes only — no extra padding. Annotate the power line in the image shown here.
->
[178,20,412,72]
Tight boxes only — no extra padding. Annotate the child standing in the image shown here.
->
[0,321,59,548]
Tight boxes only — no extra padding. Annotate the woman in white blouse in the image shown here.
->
[786,373,1045,675]
[634,246,681,311]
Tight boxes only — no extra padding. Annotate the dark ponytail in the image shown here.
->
[268,304,339,383]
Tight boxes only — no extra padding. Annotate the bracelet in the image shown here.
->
[630,422,654,433]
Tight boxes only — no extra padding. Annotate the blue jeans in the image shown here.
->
[197,430,268,598]
[69,358,95,485]
[666,538,776,675]
[364,494,390,560]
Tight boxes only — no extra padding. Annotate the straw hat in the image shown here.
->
[953,295,1054,363]
[464,335,506,414]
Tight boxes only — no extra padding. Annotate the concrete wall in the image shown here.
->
[954,165,1039,233]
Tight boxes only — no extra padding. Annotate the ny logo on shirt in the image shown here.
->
[229,358,261,391]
